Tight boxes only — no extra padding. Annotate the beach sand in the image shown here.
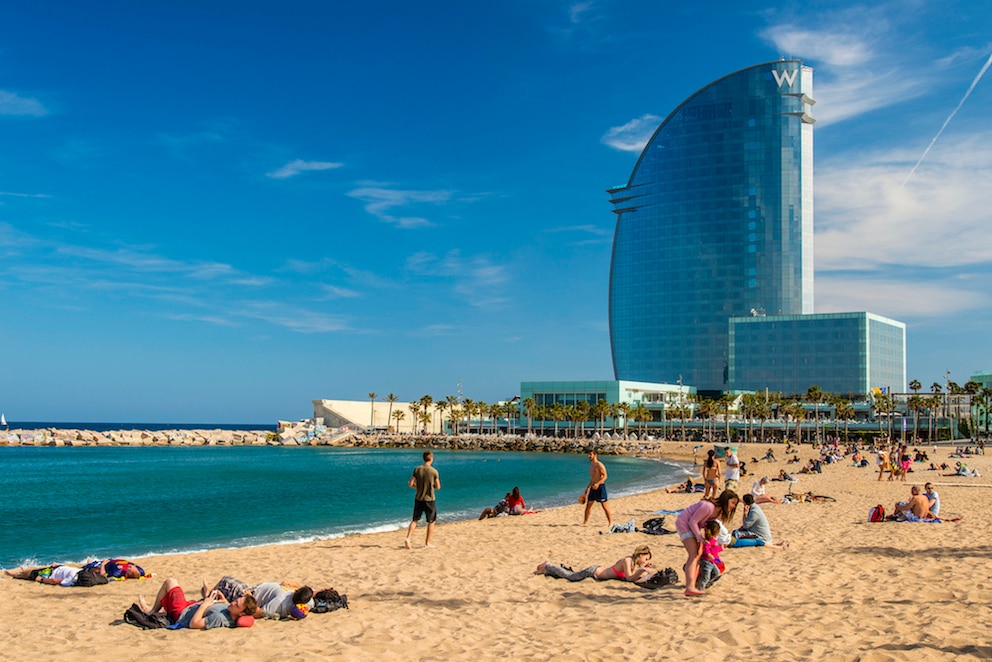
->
[2,442,990,661]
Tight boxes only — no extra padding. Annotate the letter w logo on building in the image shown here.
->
[772,69,799,88]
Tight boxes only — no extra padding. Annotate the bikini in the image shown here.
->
[611,561,628,580]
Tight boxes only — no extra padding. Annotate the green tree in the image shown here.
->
[434,399,448,434]
[368,392,378,429]
[409,401,421,434]
[522,397,536,435]
[385,393,398,432]
[616,402,632,437]
[550,402,566,437]
[805,386,825,444]
[392,409,406,433]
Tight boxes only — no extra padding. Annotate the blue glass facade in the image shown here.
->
[609,61,815,392]
[728,313,906,396]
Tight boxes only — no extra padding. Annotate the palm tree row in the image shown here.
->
[366,378,987,440]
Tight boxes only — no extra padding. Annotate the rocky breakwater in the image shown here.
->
[1,428,274,447]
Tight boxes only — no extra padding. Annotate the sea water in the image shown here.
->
[0,445,692,569]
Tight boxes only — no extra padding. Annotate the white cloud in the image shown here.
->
[759,8,929,126]
[347,186,454,228]
[266,159,343,179]
[816,132,992,271]
[569,2,594,24]
[0,191,51,198]
[320,284,361,299]
[0,90,48,117]
[815,276,988,319]
[406,250,510,307]
[601,114,661,152]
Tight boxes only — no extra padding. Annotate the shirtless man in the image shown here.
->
[581,449,612,527]
[893,485,937,521]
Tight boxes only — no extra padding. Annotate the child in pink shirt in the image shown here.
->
[696,520,725,590]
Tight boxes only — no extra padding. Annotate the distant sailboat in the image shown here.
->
[1,413,6,428]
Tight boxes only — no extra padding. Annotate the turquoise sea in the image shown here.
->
[0,445,691,569]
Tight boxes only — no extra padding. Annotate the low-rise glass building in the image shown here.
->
[728,312,906,396]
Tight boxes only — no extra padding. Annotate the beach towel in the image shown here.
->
[653,509,684,515]
[603,517,636,534]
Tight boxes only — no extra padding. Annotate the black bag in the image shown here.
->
[311,588,349,613]
[639,567,679,590]
[123,603,171,629]
[638,516,674,535]
[75,567,110,587]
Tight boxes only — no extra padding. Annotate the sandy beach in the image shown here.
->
[2,441,990,661]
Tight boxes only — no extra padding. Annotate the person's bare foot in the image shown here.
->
[137,595,151,613]
[403,538,412,550]
[424,543,435,548]
[684,589,706,597]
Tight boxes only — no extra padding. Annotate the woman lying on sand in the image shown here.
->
[535,545,656,584]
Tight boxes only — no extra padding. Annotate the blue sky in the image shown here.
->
[1,1,990,423]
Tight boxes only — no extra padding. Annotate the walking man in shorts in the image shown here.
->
[582,448,613,527]
[405,450,441,549]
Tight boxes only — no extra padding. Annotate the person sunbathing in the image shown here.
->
[5,564,82,586]
[138,577,257,629]
[535,545,657,584]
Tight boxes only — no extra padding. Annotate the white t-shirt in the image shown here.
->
[751,480,766,497]
[725,452,740,481]
[52,565,81,587]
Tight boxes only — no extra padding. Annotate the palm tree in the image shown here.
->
[504,401,518,435]
[632,403,650,435]
[392,410,406,433]
[462,398,475,435]
[409,401,421,434]
[909,379,922,395]
[786,401,805,443]
[593,399,610,436]
[616,402,632,437]
[805,385,825,444]
[434,399,448,434]
[550,402,566,437]
[834,401,855,442]
[719,393,736,442]
[522,397,536,435]
[385,393,398,432]
[368,392,378,429]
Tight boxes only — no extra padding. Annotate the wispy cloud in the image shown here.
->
[266,159,343,179]
[759,7,929,126]
[0,191,52,198]
[319,284,361,300]
[569,1,594,24]
[406,250,510,306]
[347,185,454,229]
[601,114,661,152]
[0,90,48,117]
[815,132,992,318]
[545,223,612,246]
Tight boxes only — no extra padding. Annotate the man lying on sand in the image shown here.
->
[138,577,257,629]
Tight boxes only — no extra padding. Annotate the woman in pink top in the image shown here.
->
[674,490,739,596]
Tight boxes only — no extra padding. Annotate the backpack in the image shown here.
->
[311,588,349,613]
[123,603,171,629]
[868,504,885,522]
[75,567,110,587]
[638,516,674,535]
[639,567,679,590]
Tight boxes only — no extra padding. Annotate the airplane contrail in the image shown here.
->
[901,51,992,188]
